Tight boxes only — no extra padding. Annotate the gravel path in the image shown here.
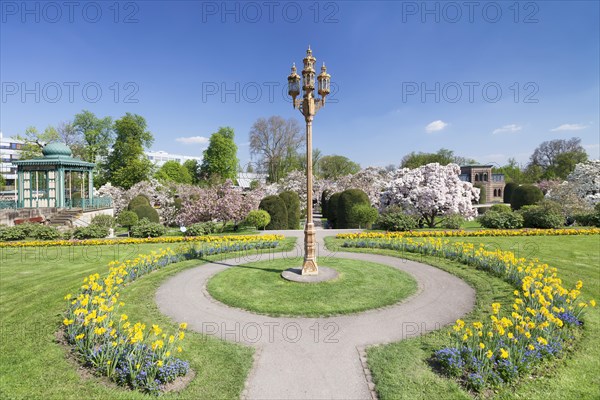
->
[156,230,475,399]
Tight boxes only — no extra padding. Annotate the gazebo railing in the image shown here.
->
[0,200,18,210]
[66,197,113,210]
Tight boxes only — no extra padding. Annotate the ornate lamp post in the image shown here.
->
[287,46,331,275]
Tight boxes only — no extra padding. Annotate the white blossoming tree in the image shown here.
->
[546,160,600,214]
[380,163,479,227]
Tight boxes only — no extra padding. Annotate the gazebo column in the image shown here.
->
[88,169,94,204]
[57,167,65,208]
[17,169,24,208]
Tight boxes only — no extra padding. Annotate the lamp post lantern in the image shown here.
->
[287,46,331,276]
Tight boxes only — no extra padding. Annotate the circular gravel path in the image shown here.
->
[156,230,475,399]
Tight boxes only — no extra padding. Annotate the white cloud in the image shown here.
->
[550,123,588,132]
[492,124,522,135]
[175,136,209,145]
[425,120,448,133]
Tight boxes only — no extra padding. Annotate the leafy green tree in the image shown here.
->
[105,113,154,189]
[200,127,239,183]
[155,160,192,184]
[245,210,271,230]
[73,110,114,163]
[548,151,588,180]
[183,159,200,184]
[349,204,378,229]
[14,126,60,160]
[116,210,138,231]
[495,158,526,183]
[318,155,360,179]
[527,137,588,181]
[400,148,476,169]
[0,174,5,190]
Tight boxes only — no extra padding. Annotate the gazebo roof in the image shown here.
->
[13,142,95,168]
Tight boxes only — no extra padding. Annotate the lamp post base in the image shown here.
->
[302,222,318,275]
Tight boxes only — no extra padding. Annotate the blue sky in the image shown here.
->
[1,0,599,169]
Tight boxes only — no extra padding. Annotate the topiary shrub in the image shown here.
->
[279,191,300,229]
[377,206,418,231]
[490,204,512,213]
[244,210,271,230]
[510,184,544,210]
[73,225,109,239]
[132,204,160,223]
[440,214,465,229]
[91,214,115,228]
[130,218,166,238]
[519,203,564,229]
[479,211,524,229]
[349,204,379,229]
[327,193,342,228]
[116,210,138,230]
[337,189,370,229]
[503,182,518,204]
[128,194,151,210]
[475,184,487,204]
[259,195,288,230]
[31,225,61,240]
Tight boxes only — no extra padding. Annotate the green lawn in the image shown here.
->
[0,237,295,399]
[326,235,600,399]
[207,258,417,317]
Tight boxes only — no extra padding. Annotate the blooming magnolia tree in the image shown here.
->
[380,163,479,227]
[177,180,263,228]
[545,160,600,214]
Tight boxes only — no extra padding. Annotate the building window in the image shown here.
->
[475,173,479,182]
[498,189,502,197]
[483,173,488,182]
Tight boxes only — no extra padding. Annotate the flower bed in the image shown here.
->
[340,236,596,392]
[1,233,284,248]
[62,236,282,394]
[336,227,600,240]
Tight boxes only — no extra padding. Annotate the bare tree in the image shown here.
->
[529,137,585,169]
[249,116,304,182]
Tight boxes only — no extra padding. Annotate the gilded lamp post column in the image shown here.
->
[287,47,331,275]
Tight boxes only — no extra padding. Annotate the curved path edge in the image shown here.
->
[156,231,475,399]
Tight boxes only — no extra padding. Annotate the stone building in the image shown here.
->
[459,164,505,203]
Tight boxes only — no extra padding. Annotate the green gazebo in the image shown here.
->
[13,142,109,209]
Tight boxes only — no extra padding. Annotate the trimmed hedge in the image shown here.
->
[503,182,518,204]
[327,193,342,228]
[510,184,544,210]
[337,189,370,229]
[128,194,151,210]
[132,204,160,223]
[259,195,288,230]
[475,184,486,204]
[279,191,300,229]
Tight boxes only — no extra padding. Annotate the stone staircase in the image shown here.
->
[47,209,83,227]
